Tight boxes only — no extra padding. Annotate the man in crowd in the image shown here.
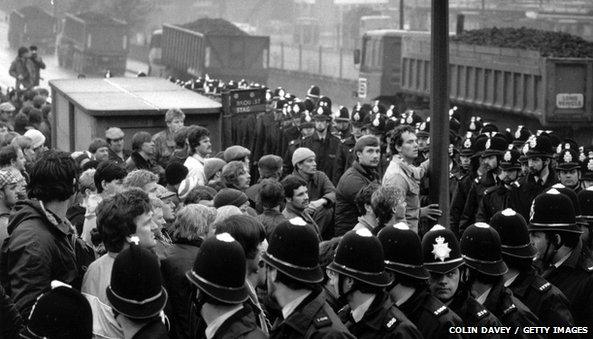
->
[125,131,163,176]
[334,135,381,236]
[246,154,283,213]
[280,175,319,237]
[0,151,79,317]
[153,108,185,168]
[184,126,212,185]
[255,178,286,237]
[9,47,32,90]
[0,168,24,244]
[291,147,336,239]
[105,127,129,165]
[28,45,46,87]
[383,125,437,234]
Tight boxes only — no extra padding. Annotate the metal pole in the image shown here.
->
[299,44,302,71]
[399,0,404,30]
[339,48,343,78]
[429,0,449,227]
[319,45,322,74]
[281,42,284,70]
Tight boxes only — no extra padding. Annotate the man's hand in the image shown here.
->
[420,204,443,221]
[305,199,326,215]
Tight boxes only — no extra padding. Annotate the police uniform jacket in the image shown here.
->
[482,280,543,339]
[542,240,593,329]
[475,182,520,222]
[450,171,477,237]
[334,136,356,185]
[508,268,575,328]
[281,125,301,156]
[334,161,380,236]
[459,172,498,236]
[301,132,342,185]
[210,306,268,339]
[270,291,354,339]
[510,171,557,221]
[339,291,422,339]
[448,287,503,337]
[283,138,303,177]
[399,288,464,339]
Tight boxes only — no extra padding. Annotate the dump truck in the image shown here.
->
[149,18,269,83]
[8,6,57,52]
[355,29,593,144]
[56,12,128,76]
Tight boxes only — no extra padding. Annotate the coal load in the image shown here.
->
[180,18,248,36]
[452,27,593,58]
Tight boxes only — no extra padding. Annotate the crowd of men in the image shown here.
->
[0,77,592,339]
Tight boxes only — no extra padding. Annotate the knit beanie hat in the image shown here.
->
[165,162,188,186]
[214,188,249,208]
[204,158,227,182]
[292,147,316,166]
[25,284,93,339]
[223,145,251,162]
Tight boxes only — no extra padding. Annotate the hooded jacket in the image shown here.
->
[0,200,77,318]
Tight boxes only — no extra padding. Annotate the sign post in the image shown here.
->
[221,88,267,148]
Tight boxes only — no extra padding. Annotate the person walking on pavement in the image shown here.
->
[28,45,46,87]
[9,47,32,91]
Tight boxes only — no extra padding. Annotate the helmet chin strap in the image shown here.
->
[542,235,563,269]
[337,275,355,306]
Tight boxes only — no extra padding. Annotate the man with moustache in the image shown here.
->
[511,134,557,221]
[459,133,508,234]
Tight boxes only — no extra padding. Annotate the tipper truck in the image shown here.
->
[56,12,128,76]
[8,6,57,52]
[149,18,269,83]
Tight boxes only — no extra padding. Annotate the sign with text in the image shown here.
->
[225,89,267,115]
[556,93,584,109]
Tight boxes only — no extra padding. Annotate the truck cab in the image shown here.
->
[355,30,428,104]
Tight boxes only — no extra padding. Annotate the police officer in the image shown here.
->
[328,227,422,338]
[378,223,464,339]
[460,134,509,234]
[303,85,321,112]
[334,104,369,184]
[489,208,576,328]
[556,148,582,193]
[262,218,353,338]
[333,106,351,141]
[528,189,593,329]
[476,148,522,222]
[577,187,593,263]
[450,133,479,237]
[284,110,315,176]
[511,134,558,221]
[422,225,503,333]
[186,233,266,338]
[460,223,543,337]
[302,105,341,185]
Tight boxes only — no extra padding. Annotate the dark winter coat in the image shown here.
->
[334,162,380,237]
[0,284,22,339]
[161,238,202,339]
[301,132,342,185]
[0,200,78,318]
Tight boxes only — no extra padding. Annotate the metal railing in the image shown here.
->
[269,42,358,80]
